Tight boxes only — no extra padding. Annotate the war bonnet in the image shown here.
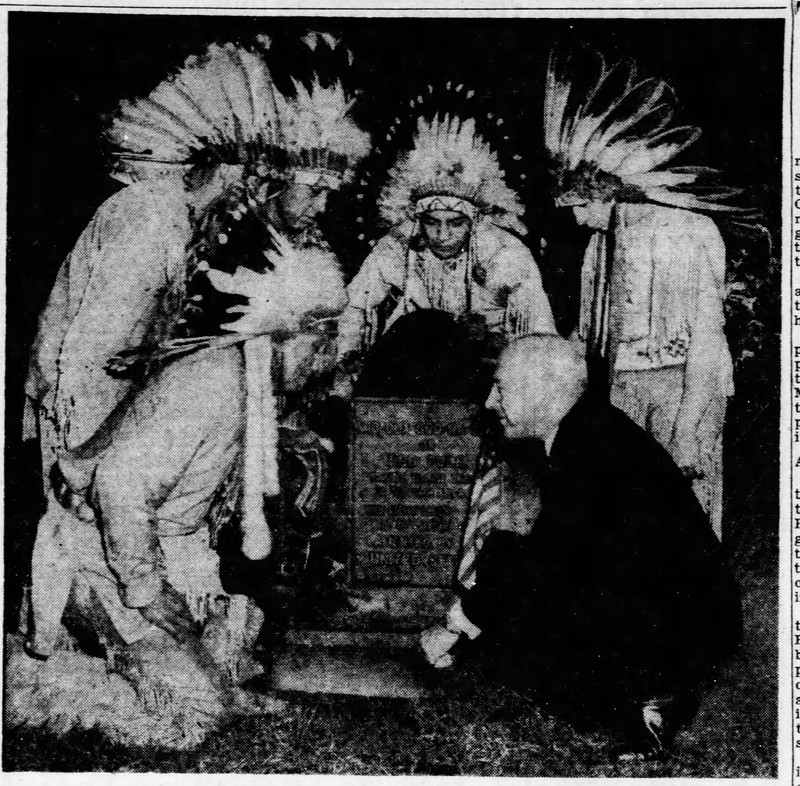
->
[378,113,527,236]
[106,37,370,190]
[544,46,749,214]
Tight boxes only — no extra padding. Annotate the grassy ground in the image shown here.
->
[3,552,777,777]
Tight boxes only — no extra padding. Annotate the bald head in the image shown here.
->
[485,334,588,443]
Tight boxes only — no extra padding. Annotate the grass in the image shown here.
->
[3,554,777,777]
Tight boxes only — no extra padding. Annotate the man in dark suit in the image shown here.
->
[421,334,741,758]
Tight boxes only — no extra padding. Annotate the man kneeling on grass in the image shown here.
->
[420,334,742,759]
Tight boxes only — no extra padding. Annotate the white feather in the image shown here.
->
[378,111,526,235]
[565,59,637,169]
[109,39,369,181]
[614,126,701,176]
[582,79,669,167]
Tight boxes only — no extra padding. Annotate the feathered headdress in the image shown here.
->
[106,39,370,187]
[378,114,527,236]
[544,47,747,213]
[270,76,370,187]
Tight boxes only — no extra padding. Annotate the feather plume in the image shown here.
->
[613,126,701,176]
[543,49,575,158]
[107,39,369,181]
[545,46,748,213]
[584,79,670,167]
[557,48,607,163]
[642,188,753,213]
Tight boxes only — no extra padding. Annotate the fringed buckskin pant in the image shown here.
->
[28,347,257,659]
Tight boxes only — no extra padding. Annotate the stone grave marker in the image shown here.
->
[272,397,481,697]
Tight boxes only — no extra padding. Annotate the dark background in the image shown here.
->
[5,13,783,621]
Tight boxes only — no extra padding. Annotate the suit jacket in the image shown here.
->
[461,390,742,707]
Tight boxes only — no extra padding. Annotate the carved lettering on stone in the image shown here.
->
[349,398,481,587]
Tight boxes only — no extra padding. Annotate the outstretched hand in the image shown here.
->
[420,625,459,669]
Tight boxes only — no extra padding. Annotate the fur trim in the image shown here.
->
[4,634,224,750]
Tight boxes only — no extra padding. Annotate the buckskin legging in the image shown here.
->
[28,346,248,656]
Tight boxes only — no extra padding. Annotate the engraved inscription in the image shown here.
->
[350,398,481,586]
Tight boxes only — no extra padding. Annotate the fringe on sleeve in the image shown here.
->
[646,209,703,361]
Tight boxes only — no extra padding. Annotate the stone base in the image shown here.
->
[272,643,430,698]
[272,585,453,698]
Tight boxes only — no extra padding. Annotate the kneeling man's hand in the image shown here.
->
[420,625,459,669]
